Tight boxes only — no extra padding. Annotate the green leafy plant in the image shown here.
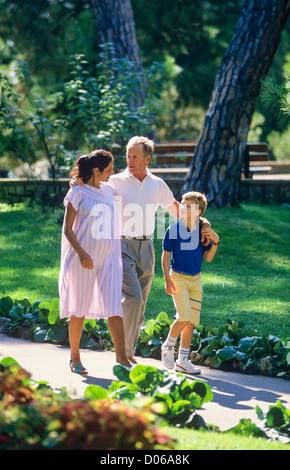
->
[0,296,111,350]
[63,46,163,170]
[228,400,290,444]
[0,62,67,194]
[191,320,290,378]
[0,296,42,339]
[35,298,68,344]
[85,364,214,430]
[0,46,163,195]
[136,311,172,358]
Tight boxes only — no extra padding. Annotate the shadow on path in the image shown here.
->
[185,372,289,412]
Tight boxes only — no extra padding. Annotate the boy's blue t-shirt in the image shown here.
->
[162,222,212,276]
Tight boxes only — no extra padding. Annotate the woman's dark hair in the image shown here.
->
[70,149,113,183]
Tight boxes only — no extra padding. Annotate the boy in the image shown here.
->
[161,191,219,374]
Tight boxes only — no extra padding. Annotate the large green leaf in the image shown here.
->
[266,407,285,428]
[215,346,237,364]
[171,399,192,412]
[84,385,108,400]
[191,380,214,404]
[235,350,248,362]
[48,309,59,325]
[0,296,14,316]
[140,344,154,357]
[38,301,51,310]
[145,319,161,336]
[113,364,132,383]
[237,336,258,353]
[155,311,172,325]
[47,325,67,343]
[34,327,48,343]
[0,356,20,367]
[227,418,266,438]
[130,365,161,390]
[9,305,24,321]
[201,337,220,355]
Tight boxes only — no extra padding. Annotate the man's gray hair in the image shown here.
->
[126,136,154,158]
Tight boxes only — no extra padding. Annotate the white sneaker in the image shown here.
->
[175,357,201,374]
[161,343,175,369]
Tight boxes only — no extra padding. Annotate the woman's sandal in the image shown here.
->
[69,360,88,375]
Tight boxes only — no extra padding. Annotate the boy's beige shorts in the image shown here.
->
[170,269,203,324]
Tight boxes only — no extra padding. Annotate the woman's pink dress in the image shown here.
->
[59,183,122,319]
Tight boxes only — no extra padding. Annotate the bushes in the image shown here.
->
[88,364,214,430]
[0,296,112,349]
[1,296,289,379]
[227,400,290,443]
[136,312,290,379]
[0,358,174,450]
[0,48,163,191]
[190,321,290,378]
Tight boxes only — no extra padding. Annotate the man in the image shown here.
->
[109,136,180,363]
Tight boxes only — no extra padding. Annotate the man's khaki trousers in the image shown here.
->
[121,238,155,358]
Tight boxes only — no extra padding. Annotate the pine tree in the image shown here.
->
[182,0,290,206]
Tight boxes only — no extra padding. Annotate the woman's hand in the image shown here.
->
[79,250,94,269]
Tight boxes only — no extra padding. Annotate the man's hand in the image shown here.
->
[70,176,84,188]
[201,227,219,245]
[200,220,211,246]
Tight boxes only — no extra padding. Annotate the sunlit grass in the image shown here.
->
[0,201,289,340]
[0,202,61,302]
[165,426,288,450]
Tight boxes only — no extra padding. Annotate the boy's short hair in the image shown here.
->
[126,136,154,158]
[182,191,208,216]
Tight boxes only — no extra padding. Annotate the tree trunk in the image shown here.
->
[90,0,148,110]
[182,0,290,207]
[90,0,143,66]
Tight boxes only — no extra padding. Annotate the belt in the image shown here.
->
[121,235,150,241]
[172,268,200,277]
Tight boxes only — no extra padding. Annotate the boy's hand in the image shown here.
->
[70,176,84,188]
[165,278,176,295]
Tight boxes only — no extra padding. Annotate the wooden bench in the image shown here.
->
[150,141,272,179]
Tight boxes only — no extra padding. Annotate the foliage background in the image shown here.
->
[0,0,289,176]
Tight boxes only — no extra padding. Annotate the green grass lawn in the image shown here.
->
[164,426,288,450]
[0,201,289,340]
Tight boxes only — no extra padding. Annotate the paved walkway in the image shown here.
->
[1,334,289,431]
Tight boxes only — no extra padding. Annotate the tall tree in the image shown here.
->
[90,0,146,108]
[182,0,290,207]
[90,0,142,65]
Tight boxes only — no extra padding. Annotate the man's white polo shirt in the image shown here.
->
[109,167,175,238]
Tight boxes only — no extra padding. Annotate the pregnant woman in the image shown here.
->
[59,149,130,374]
